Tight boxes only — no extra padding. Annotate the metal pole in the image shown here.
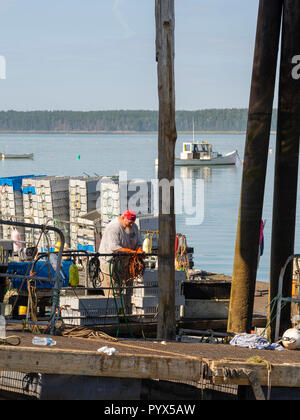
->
[274,254,300,342]
[228,0,283,333]
[269,0,300,341]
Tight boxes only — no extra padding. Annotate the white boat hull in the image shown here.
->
[1,153,34,160]
[155,150,238,167]
[174,150,237,166]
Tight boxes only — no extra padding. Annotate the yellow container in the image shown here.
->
[292,280,300,298]
[55,242,61,252]
[18,306,27,316]
[69,264,79,287]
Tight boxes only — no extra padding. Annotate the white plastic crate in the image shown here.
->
[60,295,122,325]
[131,296,185,323]
[131,306,182,322]
[99,176,154,232]
[132,295,185,308]
[22,177,71,249]
[0,187,25,241]
[133,269,186,297]
[69,177,102,250]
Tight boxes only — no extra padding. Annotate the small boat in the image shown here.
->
[1,153,34,160]
[155,141,238,167]
[173,141,238,166]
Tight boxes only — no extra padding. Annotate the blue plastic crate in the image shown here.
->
[77,244,95,252]
[0,175,45,192]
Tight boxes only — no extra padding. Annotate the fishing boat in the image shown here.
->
[173,141,238,166]
[155,141,238,167]
[1,153,34,160]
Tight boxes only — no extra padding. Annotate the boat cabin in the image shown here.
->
[181,141,213,160]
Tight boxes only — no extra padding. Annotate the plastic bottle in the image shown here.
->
[0,316,6,340]
[32,336,56,347]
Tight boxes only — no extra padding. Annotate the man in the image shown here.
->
[99,210,142,296]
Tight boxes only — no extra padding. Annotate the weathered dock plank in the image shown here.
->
[2,327,300,392]
[211,359,300,388]
[0,346,203,383]
[2,343,300,389]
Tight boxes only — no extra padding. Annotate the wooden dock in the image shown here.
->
[0,278,278,400]
[2,326,300,400]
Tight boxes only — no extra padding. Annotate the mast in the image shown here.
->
[193,117,195,142]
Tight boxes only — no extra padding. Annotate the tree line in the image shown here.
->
[0,109,278,132]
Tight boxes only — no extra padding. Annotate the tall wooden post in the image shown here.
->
[228,0,283,333]
[155,0,177,340]
[269,0,300,340]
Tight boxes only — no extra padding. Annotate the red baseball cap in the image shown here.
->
[123,210,136,221]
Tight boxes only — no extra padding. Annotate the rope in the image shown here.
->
[113,250,145,284]
[0,335,21,346]
[221,365,267,400]
[7,226,51,334]
[27,273,40,334]
[25,226,52,334]
[175,234,190,279]
[245,356,272,400]
[259,294,289,339]
[58,326,117,342]
[109,259,122,338]
[98,339,202,360]
[107,250,146,338]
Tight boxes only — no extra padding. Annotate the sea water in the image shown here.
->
[0,132,299,284]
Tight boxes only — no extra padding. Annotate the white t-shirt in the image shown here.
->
[99,218,142,274]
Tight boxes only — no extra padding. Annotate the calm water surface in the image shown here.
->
[0,133,299,284]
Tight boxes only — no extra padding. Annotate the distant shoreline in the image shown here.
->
[0,130,277,135]
[0,110,278,134]
[0,130,245,134]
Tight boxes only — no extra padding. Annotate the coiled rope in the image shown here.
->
[175,234,190,278]
[0,335,21,346]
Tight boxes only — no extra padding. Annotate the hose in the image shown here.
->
[109,258,134,339]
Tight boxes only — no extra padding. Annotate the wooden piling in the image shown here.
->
[269,0,300,340]
[155,0,177,340]
[228,0,283,333]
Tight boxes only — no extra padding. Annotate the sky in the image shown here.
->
[0,0,260,111]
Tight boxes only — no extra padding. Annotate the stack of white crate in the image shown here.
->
[22,176,70,249]
[59,295,121,326]
[0,176,37,243]
[99,176,120,231]
[22,179,40,246]
[71,216,97,251]
[69,177,101,251]
[100,176,153,232]
[131,269,186,322]
[0,186,24,241]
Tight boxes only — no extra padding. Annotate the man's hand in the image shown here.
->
[116,248,144,254]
